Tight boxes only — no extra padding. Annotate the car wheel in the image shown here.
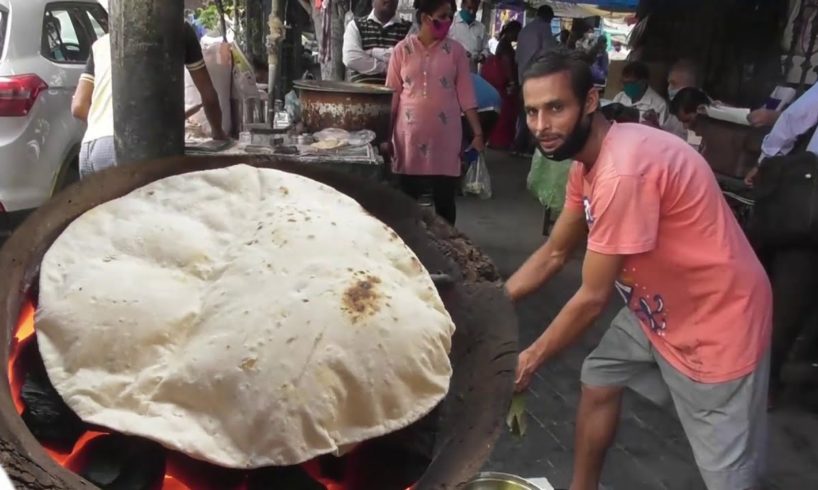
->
[53,155,80,193]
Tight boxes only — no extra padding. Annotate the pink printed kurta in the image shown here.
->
[386,35,477,176]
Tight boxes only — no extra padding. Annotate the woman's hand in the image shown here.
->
[379,141,394,157]
[471,133,486,152]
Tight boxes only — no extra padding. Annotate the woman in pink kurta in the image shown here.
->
[385,0,484,225]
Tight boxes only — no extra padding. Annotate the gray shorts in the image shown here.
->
[79,136,117,179]
[582,308,769,490]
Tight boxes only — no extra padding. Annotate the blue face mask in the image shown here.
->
[459,9,476,24]
[623,81,645,101]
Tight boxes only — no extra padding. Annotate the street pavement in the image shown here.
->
[460,151,818,490]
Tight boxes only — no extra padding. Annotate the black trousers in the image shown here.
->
[761,246,818,390]
[398,175,459,225]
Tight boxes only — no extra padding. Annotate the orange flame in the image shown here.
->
[8,299,35,414]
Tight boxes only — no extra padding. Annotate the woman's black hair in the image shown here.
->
[522,47,593,103]
[669,87,710,116]
[414,0,456,23]
[500,20,522,39]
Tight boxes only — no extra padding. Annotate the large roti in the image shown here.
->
[36,164,455,468]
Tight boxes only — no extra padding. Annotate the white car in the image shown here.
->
[0,0,107,226]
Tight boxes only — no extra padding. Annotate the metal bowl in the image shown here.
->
[463,472,543,490]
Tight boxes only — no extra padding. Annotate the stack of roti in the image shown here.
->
[36,164,455,468]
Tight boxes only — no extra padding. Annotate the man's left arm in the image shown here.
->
[479,24,491,60]
[759,83,818,160]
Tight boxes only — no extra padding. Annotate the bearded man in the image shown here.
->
[508,48,772,490]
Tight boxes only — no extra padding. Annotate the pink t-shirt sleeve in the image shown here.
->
[564,162,584,211]
[587,175,660,256]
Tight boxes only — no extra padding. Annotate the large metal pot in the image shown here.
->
[294,79,394,143]
[464,472,544,490]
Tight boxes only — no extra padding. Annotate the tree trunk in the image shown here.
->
[312,0,346,80]
[245,0,266,66]
[110,0,185,164]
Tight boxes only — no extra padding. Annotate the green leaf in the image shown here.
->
[506,392,527,438]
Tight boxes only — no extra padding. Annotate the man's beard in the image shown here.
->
[538,111,593,161]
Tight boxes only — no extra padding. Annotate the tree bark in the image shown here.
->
[245,0,266,65]
[312,0,347,81]
[110,0,186,164]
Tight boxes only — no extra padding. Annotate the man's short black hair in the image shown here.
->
[669,87,710,116]
[522,47,593,103]
[622,61,650,81]
[537,5,554,20]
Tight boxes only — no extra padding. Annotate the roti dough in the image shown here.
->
[36,164,455,469]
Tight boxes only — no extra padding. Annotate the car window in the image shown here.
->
[0,9,7,60]
[42,6,95,63]
[83,6,108,39]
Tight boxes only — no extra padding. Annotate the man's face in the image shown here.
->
[667,69,694,93]
[622,75,647,99]
[462,0,480,15]
[678,109,697,127]
[373,0,398,20]
[523,72,595,156]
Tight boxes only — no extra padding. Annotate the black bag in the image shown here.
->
[751,151,818,246]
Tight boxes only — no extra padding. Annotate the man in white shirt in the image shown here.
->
[656,59,703,138]
[448,0,489,72]
[612,61,669,126]
[342,0,411,84]
[744,82,818,185]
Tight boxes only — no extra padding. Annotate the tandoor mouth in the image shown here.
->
[0,154,517,490]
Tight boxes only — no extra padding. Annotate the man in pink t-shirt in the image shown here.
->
[506,48,772,490]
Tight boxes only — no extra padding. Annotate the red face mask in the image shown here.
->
[431,18,452,40]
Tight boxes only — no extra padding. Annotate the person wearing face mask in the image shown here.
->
[658,59,706,138]
[384,0,484,225]
[447,0,489,72]
[612,61,669,129]
[509,47,771,490]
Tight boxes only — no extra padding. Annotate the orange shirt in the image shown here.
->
[566,123,772,383]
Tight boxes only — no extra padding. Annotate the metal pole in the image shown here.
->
[110,0,185,164]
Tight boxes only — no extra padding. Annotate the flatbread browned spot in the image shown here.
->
[342,275,382,323]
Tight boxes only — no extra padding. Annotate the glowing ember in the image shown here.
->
[7,298,418,490]
[8,299,34,414]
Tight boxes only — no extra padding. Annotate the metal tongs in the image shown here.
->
[430,273,455,289]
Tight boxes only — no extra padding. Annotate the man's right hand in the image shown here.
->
[748,108,779,128]
[744,166,759,187]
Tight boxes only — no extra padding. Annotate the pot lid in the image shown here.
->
[293,79,394,95]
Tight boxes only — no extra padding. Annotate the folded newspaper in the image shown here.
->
[704,105,751,126]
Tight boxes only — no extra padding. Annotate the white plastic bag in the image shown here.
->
[463,152,492,199]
